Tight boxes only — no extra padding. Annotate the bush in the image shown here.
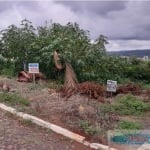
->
[124,60,150,83]
[1,68,14,77]
[113,94,150,115]
[0,60,15,77]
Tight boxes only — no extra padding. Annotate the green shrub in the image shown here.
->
[113,94,150,115]
[1,68,14,77]
[117,120,142,130]
[141,83,150,90]
[124,60,150,83]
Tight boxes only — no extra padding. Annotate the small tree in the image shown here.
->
[0,19,36,72]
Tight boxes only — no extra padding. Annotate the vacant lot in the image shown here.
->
[0,76,150,149]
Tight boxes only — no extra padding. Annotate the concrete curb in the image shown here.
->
[137,143,150,150]
[0,103,117,150]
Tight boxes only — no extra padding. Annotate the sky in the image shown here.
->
[0,0,150,51]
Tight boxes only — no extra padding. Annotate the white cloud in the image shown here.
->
[0,1,150,51]
[36,1,78,24]
[106,40,150,51]
[0,1,78,29]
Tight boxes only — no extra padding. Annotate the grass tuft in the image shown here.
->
[116,120,142,130]
[0,92,30,106]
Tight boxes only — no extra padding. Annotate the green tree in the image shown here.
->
[19,19,36,71]
[1,19,127,84]
[94,34,109,54]
[0,19,36,72]
[31,22,91,79]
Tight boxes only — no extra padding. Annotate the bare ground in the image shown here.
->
[0,110,90,150]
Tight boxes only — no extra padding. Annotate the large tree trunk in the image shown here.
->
[63,62,78,97]
[53,51,78,98]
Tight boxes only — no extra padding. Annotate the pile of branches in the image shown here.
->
[116,83,142,95]
[58,81,106,100]
[17,71,46,82]
[78,82,105,99]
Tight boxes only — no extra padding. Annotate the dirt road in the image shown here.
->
[0,110,90,150]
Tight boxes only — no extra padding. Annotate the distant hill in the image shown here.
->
[107,49,150,58]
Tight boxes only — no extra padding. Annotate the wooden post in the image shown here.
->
[111,91,113,98]
[33,73,35,85]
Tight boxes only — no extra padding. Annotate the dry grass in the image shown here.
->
[0,76,150,143]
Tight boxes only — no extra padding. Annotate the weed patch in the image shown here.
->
[46,80,62,89]
[112,94,150,115]
[142,83,150,90]
[79,120,99,136]
[0,93,30,106]
[116,120,142,130]
[96,104,119,129]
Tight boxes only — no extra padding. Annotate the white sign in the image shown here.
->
[28,63,39,73]
[107,80,117,92]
